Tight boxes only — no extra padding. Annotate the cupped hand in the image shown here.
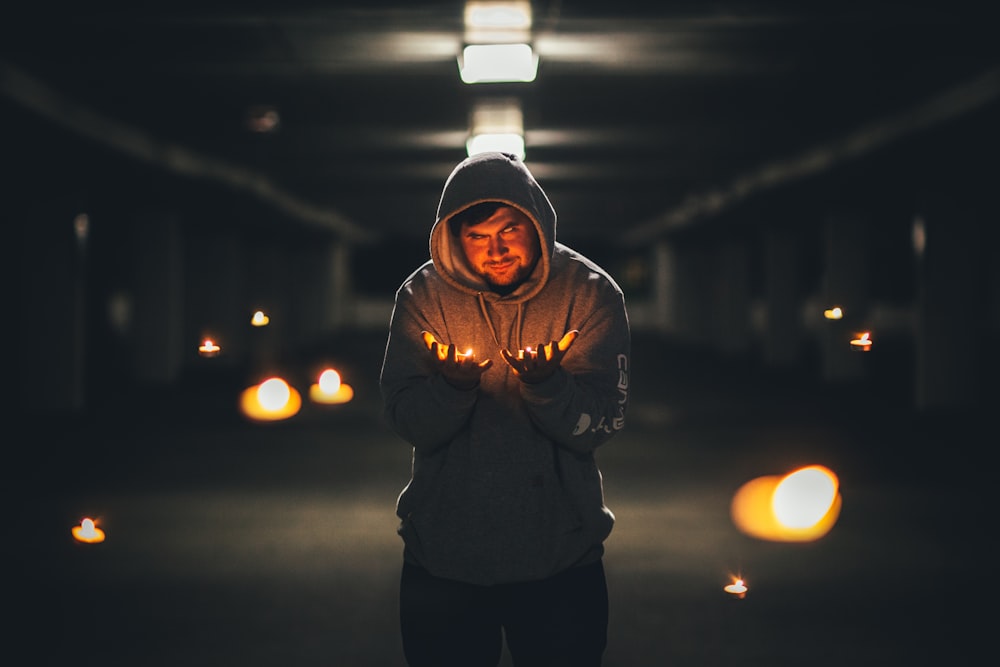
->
[501,330,579,384]
[421,331,493,389]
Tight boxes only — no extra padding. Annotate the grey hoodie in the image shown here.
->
[380,152,630,585]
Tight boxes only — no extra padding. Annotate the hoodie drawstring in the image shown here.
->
[477,292,523,353]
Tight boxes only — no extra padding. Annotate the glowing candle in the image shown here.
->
[309,368,355,404]
[731,464,842,542]
[724,578,748,599]
[198,338,221,357]
[72,517,105,544]
[850,332,873,351]
[239,377,302,421]
[457,348,473,360]
[823,306,843,320]
[517,346,535,360]
[250,310,270,327]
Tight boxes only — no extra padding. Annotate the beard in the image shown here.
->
[477,256,535,294]
[483,258,521,283]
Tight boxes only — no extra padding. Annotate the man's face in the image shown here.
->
[458,206,541,291]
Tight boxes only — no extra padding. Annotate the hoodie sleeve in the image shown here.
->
[519,284,630,454]
[379,276,480,452]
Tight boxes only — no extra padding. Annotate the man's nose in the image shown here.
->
[487,236,507,255]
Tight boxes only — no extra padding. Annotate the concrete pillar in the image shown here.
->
[819,212,871,383]
[713,240,753,356]
[762,228,804,368]
[18,208,79,413]
[317,239,353,332]
[673,242,714,345]
[131,214,185,385]
[244,236,290,373]
[651,240,678,335]
[285,237,355,344]
[913,203,983,411]
[185,226,247,371]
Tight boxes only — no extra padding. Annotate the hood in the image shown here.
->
[430,152,556,302]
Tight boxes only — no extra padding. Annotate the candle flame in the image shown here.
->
[318,369,341,393]
[257,378,291,411]
[240,377,302,420]
[251,310,270,326]
[731,464,842,542]
[724,577,748,596]
[850,332,873,350]
[72,517,106,543]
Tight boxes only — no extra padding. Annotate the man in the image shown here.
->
[379,151,630,667]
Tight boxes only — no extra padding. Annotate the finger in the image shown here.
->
[421,331,438,350]
[447,343,458,362]
[433,342,449,362]
[478,359,493,370]
[557,330,579,352]
[500,349,523,372]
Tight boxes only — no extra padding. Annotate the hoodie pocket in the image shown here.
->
[403,455,586,584]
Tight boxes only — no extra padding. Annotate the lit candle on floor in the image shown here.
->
[731,464,842,542]
[198,338,221,357]
[850,332,873,351]
[823,306,843,320]
[72,517,105,544]
[240,377,301,421]
[724,577,747,599]
[309,368,354,404]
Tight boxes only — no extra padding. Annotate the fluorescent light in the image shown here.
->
[467,98,524,158]
[464,1,532,43]
[466,133,525,159]
[465,2,532,30]
[459,43,538,84]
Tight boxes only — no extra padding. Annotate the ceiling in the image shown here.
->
[2,1,998,253]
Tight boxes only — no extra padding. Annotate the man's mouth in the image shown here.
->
[487,258,517,270]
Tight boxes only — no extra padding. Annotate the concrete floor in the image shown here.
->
[12,332,985,665]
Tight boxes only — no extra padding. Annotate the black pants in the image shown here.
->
[399,559,608,667]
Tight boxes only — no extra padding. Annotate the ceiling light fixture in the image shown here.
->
[459,43,538,84]
[467,133,526,158]
[464,1,532,42]
[467,98,525,159]
[460,2,537,84]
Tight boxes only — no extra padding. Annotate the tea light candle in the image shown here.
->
[850,332,873,351]
[309,369,355,404]
[198,338,221,357]
[250,310,270,327]
[240,377,302,421]
[724,578,747,599]
[72,517,105,544]
[823,306,843,320]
